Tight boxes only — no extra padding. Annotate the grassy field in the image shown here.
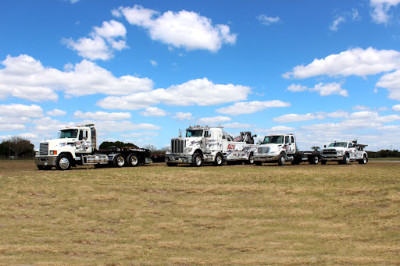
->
[0,160,399,264]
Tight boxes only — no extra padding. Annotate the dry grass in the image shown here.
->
[0,160,399,264]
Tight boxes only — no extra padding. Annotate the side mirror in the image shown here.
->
[253,134,257,138]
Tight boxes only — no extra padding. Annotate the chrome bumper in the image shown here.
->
[254,154,280,162]
[35,156,57,166]
[165,153,192,164]
[322,155,344,161]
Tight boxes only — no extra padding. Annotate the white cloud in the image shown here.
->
[64,20,127,60]
[370,0,400,24]
[150,60,158,66]
[74,111,131,120]
[257,14,280,26]
[98,78,250,110]
[326,110,349,118]
[287,82,348,97]
[117,5,237,52]
[284,47,400,79]
[0,124,26,131]
[0,104,44,117]
[173,112,193,120]
[0,55,153,101]
[273,113,325,123]
[120,132,159,138]
[353,105,371,111]
[216,100,290,115]
[329,16,346,31]
[83,120,161,132]
[222,122,255,129]
[46,109,67,116]
[197,116,231,125]
[393,104,400,111]
[376,70,400,100]
[139,107,167,117]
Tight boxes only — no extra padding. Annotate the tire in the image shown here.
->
[245,153,255,165]
[213,153,224,166]
[56,154,72,170]
[191,152,203,167]
[166,162,177,167]
[277,153,286,166]
[343,154,350,165]
[127,153,139,167]
[321,160,327,165]
[113,154,125,167]
[309,155,319,165]
[358,155,368,164]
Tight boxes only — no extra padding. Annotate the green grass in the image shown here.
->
[0,160,399,264]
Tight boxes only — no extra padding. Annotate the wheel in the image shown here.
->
[113,154,125,167]
[343,154,350,165]
[56,154,72,170]
[127,153,139,167]
[191,152,203,167]
[309,155,319,164]
[321,160,327,165]
[245,153,255,164]
[166,162,177,167]
[213,153,224,166]
[277,153,286,166]
[358,155,368,164]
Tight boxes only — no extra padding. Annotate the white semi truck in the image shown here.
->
[321,140,368,165]
[35,124,151,170]
[253,133,321,166]
[165,126,257,167]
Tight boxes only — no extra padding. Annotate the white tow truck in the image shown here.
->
[321,140,368,165]
[34,124,151,170]
[165,126,257,167]
[253,133,321,166]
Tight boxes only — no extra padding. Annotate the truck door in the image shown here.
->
[285,135,296,154]
[77,129,91,153]
[348,142,356,159]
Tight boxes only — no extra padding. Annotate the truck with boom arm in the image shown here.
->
[35,124,151,170]
[165,126,257,167]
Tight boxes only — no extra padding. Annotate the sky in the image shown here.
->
[1,0,400,151]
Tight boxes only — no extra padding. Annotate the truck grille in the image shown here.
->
[322,149,337,155]
[39,142,49,156]
[257,147,270,154]
[171,139,185,153]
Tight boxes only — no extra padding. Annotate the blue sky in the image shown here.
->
[1,0,400,151]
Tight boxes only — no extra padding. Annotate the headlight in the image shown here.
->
[337,150,344,155]
[185,147,193,153]
[49,150,58,155]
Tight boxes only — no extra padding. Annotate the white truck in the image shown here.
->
[34,124,151,170]
[253,133,321,166]
[165,126,257,167]
[321,140,368,165]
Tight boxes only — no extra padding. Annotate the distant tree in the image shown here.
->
[0,136,34,158]
[144,144,157,151]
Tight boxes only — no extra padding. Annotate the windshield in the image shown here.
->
[328,142,347,148]
[59,129,78,139]
[186,130,203,138]
[262,135,284,144]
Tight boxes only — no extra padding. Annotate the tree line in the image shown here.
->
[0,137,35,159]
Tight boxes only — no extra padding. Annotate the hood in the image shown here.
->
[257,143,283,154]
[45,138,78,149]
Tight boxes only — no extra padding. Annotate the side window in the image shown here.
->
[291,136,295,144]
[79,130,83,140]
[221,134,225,139]
[285,136,289,144]
[204,131,210,138]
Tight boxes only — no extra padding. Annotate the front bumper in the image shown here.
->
[35,156,57,166]
[254,154,280,162]
[165,153,192,164]
[321,155,344,161]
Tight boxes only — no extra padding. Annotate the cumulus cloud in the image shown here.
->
[216,100,290,115]
[257,14,280,26]
[173,112,193,120]
[283,47,400,79]
[139,107,167,117]
[0,104,44,118]
[273,113,325,123]
[74,111,131,120]
[329,16,346,31]
[46,109,67,116]
[376,70,400,100]
[222,122,255,129]
[197,116,231,125]
[370,0,400,24]
[64,20,127,60]
[393,104,400,111]
[287,83,348,97]
[98,78,250,110]
[0,54,153,101]
[116,5,237,52]
[329,9,361,31]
